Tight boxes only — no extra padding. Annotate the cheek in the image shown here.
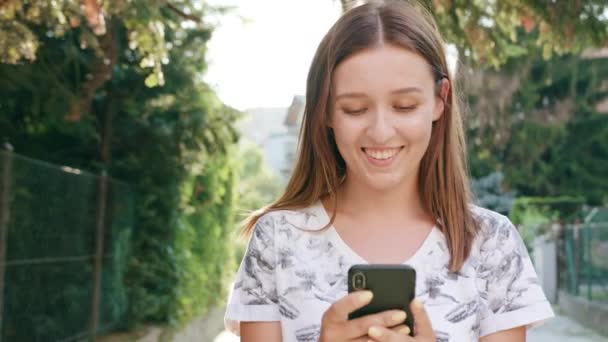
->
[331,119,360,148]
[332,129,356,159]
[397,113,434,142]
[417,125,434,150]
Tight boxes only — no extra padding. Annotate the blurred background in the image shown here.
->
[0,0,606,341]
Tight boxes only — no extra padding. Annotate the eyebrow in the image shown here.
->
[334,87,423,100]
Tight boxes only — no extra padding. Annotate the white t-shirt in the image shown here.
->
[224,201,554,341]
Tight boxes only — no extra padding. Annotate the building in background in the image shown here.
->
[237,107,287,146]
[282,95,305,178]
[238,95,305,182]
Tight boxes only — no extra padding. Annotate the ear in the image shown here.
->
[433,78,450,121]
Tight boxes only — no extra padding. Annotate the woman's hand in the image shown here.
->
[319,291,411,342]
[365,299,436,342]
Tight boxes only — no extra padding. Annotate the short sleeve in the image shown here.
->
[476,214,555,337]
[224,214,280,336]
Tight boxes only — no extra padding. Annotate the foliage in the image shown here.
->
[510,196,586,225]
[0,0,231,86]
[1,152,135,340]
[510,198,556,251]
[466,54,608,206]
[109,20,240,325]
[509,196,584,249]
[233,141,285,222]
[229,140,285,262]
[423,1,608,206]
[426,0,608,67]
[0,0,240,331]
[471,171,515,214]
[339,1,608,68]
[171,151,238,325]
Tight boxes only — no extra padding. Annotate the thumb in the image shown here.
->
[410,299,435,339]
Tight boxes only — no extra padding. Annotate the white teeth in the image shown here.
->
[364,148,400,160]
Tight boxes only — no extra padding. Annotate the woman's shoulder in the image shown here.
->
[469,204,512,227]
[253,200,330,234]
[468,204,521,246]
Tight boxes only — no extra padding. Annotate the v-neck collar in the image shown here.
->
[313,200,438,265]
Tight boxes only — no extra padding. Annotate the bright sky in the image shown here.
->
[204,0,342,111]
[204,1,458,111]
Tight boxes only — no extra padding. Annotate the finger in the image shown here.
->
[351,338,370,342]
[389,324,411,336]
[367,325,414,342]
[344,309,407,338]
[323,290,373,323]
[410,299,435,339]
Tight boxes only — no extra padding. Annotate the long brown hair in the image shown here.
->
[241,0,480,272]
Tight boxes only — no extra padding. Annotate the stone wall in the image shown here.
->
[558,290,608,337]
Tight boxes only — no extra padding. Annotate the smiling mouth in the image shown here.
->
[361,146,404,160]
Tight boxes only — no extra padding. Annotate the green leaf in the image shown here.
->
[542,43,553,60]
[144,73,159,87]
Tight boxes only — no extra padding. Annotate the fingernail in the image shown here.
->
[368,326,382,338]
[391,311,406,323]
[358,291,373,303]
[399,327,411,335]
[413,298,424,309]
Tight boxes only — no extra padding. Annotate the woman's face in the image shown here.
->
[329,43,446,192]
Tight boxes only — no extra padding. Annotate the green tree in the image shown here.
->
[234,141,284,218]
[418,0,608,205]
[466,54,608,205]
[427,0,608,67]
[0,0,241,331]
[339,1,608,68]
[229,141,284,263]
[471,171,515,214]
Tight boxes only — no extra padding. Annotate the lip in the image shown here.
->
[361,146,403,167]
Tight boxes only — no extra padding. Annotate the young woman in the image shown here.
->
[224,1,554,341]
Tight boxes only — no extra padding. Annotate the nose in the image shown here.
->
[366,106,396,144]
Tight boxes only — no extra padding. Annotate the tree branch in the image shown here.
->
[165,2,201,23]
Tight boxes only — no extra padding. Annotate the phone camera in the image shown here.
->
[352,272,366,290]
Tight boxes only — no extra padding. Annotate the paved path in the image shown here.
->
[527,312,607,342]
[213,330,239,342]
[214,312,607,342]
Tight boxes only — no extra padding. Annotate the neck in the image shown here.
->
[334,172,428,222]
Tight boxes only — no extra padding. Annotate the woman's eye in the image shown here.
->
[394,105,417,112]
[343,108,367,115]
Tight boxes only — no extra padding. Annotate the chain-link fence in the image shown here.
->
[0,148,134,342]
[560,209,608,303]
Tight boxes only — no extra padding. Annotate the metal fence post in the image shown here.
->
[565,228,577,294]
[0,143,14,342]
[90,170,108,341]
[585,222,592,301]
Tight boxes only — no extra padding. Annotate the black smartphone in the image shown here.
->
[347,264,416,336]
